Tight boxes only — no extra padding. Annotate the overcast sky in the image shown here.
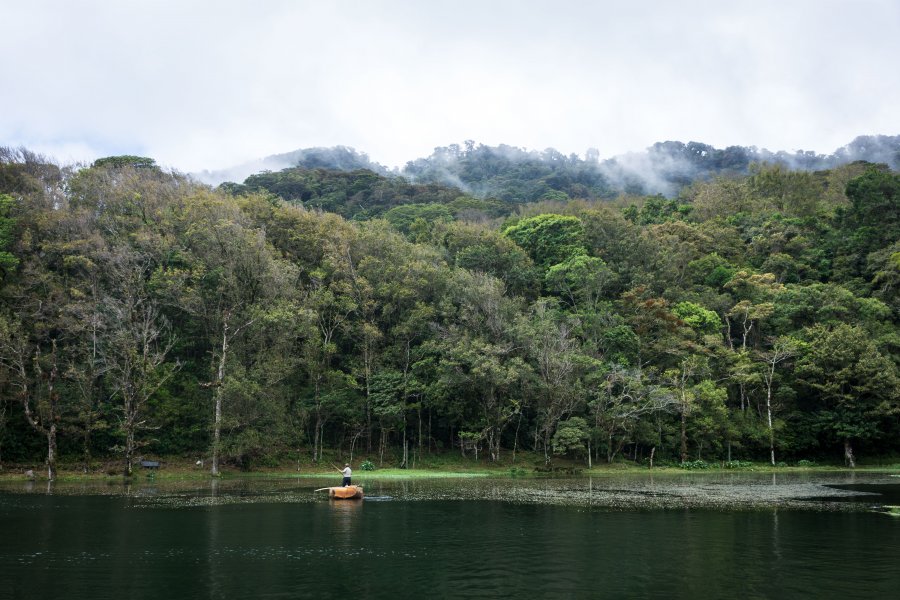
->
[2,0,898,172]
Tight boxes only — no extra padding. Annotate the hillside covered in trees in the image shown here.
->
[0,145,898,478]
[207,135,900,201]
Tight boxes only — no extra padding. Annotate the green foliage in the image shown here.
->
[361,460,375,471]
[440,222,540,298]
[672,301,722,334]
[0,148,898,472]
[622,195,692,225]
[724,460,753,469]
[796,323,899,453]
[545,254,617,309]
[679,459,713,470]
[552,417,589,456]
[383,203,453,236]
[404,143,614,202]
[0,193,19,275]
[229,167,483,220]
[749,163,823,217]
[687,253,735,287]
[503,213,587,268]
[91,155,158,170]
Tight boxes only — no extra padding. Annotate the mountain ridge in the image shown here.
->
[199,134,899,201]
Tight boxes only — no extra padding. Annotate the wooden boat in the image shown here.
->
[315,485,364,499]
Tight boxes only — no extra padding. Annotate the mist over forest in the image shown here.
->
[202,134,900,200]
[0,133,898,478]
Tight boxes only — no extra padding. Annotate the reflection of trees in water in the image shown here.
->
[207,478,222,598]
[772,509,782,564]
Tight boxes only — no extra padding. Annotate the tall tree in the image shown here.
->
[758,336,802,466]
[103,254,179,476]
[0,318,62,479]
[796,324,899,467]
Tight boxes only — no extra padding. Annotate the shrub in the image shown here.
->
[360,460,375,471]
[724,460,753,469]
[679,460,712,470]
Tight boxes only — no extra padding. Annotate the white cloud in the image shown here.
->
[2,0,898,172]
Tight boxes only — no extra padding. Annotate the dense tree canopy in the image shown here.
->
[0,147,898,477]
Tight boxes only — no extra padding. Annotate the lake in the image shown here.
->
[1,472,899,599]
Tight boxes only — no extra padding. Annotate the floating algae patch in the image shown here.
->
[132,491,320,509]
[354,472,894,512]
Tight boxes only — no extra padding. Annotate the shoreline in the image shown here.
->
[1,461,898,484]
[1,466,898,513]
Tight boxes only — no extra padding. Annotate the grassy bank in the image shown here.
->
[2,451,898,483]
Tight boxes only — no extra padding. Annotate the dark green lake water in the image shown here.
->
[2,476,899,599]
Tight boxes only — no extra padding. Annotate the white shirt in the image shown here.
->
[342,467,352,477]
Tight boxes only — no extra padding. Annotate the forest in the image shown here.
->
[0,145,898,478]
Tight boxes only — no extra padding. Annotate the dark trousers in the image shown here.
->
[342,476,351,486]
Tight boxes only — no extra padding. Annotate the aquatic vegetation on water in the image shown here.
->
[3,472,897,513]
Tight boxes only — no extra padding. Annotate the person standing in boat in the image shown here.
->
[340,463,352,487]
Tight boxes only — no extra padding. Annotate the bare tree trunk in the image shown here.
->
[766,385,776,466]
[400,427,408,468]
[81,413,93,474]
[349,428,363,462]
[680,407,688,463]
[844,439,856,468]
[513,412,522,463]
[364,344,373,453]
[724,315,733,351]
[22,345,61,481]
[46,425,58,481]
[211,316,229,477]
[543,429,551,466]
[649,446,655,469]
[124,418,135,477]
[488,428,499,462]
[587,438,592,468]
[0,398,5,470]
[313,415,321,463]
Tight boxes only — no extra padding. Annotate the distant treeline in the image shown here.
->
[0,147,898,478]
[210,135,900,200]
[401,135,900,199]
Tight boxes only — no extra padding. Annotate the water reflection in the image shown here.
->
[207,477,223,600]
[772,509,782,563]
[329,498,362,548]
[2,476,900,599]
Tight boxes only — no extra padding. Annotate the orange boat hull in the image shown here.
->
[328,485,364,499]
